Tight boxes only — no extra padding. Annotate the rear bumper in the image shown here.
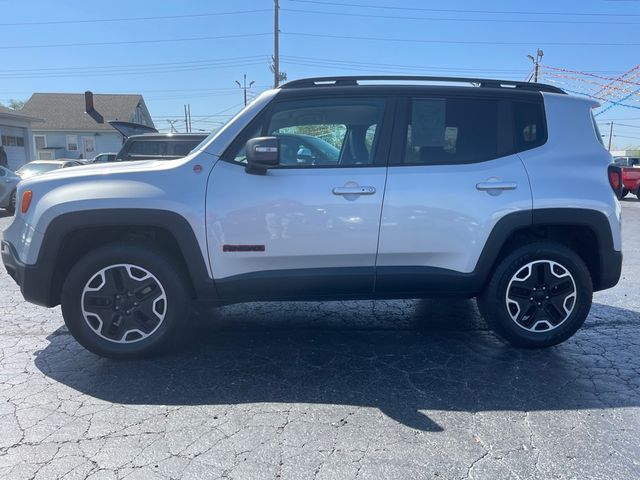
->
[1,240,56,307]
[596,248,622,291]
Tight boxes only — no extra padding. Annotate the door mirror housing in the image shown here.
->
[245,137,280,174]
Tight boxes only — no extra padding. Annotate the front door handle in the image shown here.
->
[476,181,517,191]
[332,186,376,196]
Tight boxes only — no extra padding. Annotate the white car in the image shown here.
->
[15,159,83,180]
[1,75,623,359]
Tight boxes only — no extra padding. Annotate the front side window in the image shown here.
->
[227,97,386,167]
[401,97,499,165]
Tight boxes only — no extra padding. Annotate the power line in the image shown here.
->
[0,55,267,74]
[284,32,640,47]
[282,7,640,25]
[287,0,640,17]
[0,9,270,26]
[0,32,271,50]
[281,55,529,74]
[0,60,268,80]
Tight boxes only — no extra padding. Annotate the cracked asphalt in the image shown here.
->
[1,200,639,480]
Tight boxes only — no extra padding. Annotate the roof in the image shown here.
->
[281,75,566,94]
[0,104,43,122]
[127,133,208,140]
[21,93,154,132]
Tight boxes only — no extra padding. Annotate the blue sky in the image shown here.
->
[1,0,639,146]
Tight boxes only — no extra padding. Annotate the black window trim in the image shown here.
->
[220,93,396,170]
[389,93,548,167]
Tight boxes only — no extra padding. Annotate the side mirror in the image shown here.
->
[245,137,280,174]
[297,147,313,163]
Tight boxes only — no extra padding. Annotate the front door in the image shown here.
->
[82,137,96,159]
[376,94,537,294]
[206,95,393,300]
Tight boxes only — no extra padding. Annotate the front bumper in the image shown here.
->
[1,240,56,307]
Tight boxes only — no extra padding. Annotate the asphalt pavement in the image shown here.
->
[0,199,639,480]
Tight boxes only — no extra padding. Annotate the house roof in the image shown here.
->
[0,104,43,123]
[21,93,154,132]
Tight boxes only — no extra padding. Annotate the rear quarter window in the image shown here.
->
[513,101,547,152]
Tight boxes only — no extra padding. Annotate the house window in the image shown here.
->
[34,135,46,150]
[66,135,78,151]
[1,135,25,147]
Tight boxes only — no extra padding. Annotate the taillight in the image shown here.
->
[608,165,623,199]
[21,190,33,214]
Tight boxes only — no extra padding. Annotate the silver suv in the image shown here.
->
[1,76,622,359]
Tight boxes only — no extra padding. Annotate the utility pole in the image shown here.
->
[274,0,280,88]
[184,105,189,133]
[187,104,192,133]
[236,74,255,106]
[527,49,544,82]
[608,122,614,151]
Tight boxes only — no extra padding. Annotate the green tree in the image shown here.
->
[0,99,25,110]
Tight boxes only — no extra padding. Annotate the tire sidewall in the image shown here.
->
[6,191,16,216]
[481,243,593,347]
[61,243,189,359]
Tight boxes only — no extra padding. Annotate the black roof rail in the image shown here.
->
[280,75,566,94]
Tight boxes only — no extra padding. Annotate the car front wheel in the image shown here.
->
[61,243,190,359]
[478,242,593,348]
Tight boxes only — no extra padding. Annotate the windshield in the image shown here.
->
[16,163,61,177]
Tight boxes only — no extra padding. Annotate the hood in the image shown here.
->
[20,160,163,187]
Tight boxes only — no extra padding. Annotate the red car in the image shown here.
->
[614,157,640,199]
[622,167,640,199]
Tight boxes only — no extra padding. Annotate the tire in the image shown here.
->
[61,242,191,359]
[621,188,629,198]
[6,190,16,216]
[477,242,593,348]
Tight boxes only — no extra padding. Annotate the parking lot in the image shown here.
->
[0,200,638,480]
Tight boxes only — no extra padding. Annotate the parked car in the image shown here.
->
[116,133,208,162]
[87,153,118,164]
[15,160,83,180]
[1,75,622,359]
[621,165,640,199]
[613,156,639,168]
[0,165,19,215]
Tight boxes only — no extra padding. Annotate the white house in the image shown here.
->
[0,105,42,171]
[21,93,154,161]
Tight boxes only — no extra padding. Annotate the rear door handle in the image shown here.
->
[476,182,517,191]
[332,186,376,195]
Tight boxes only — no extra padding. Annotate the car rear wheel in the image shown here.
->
[61,243,190,359]
[477,242,592,348]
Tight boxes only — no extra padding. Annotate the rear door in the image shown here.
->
[376,93,536,294]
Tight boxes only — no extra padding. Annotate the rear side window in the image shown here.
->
[128,141,168,156]
[513,101,547,152]
[402,97,499,165]
[172,141,201,156]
